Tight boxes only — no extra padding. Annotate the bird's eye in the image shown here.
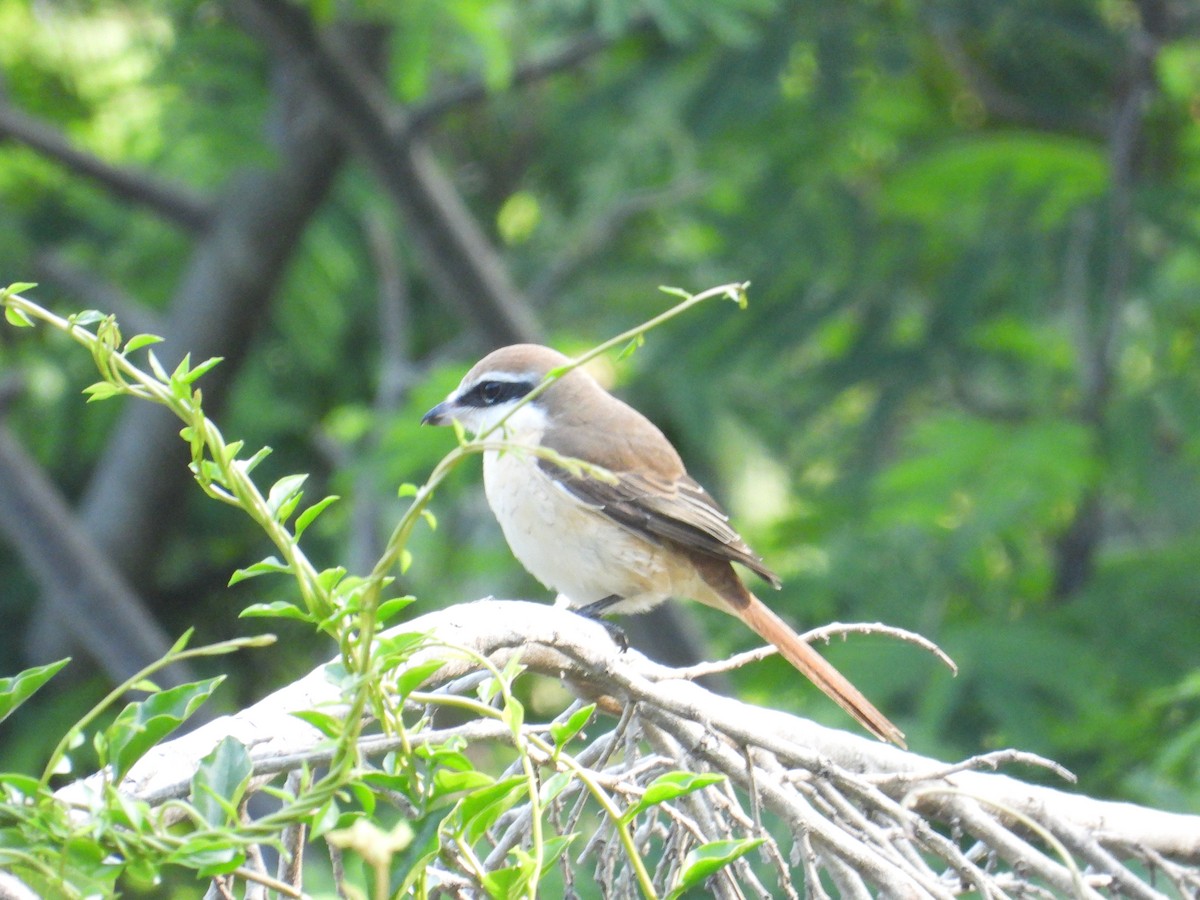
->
[480,381,503,404]
[462,378,533,408]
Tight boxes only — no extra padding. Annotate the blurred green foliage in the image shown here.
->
[0,0,1197,834]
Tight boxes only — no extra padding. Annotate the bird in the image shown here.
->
[422,344,905,747]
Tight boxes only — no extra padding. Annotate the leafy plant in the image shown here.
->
[0,279,760,898]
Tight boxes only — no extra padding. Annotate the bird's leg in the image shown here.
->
[575,594,628,651]
[578,594,623,617]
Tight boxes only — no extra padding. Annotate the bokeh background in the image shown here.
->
[1,0,1198,816]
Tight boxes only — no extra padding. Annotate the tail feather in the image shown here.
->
[739,595,906,748]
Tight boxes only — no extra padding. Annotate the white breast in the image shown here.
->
[482,445,677,613]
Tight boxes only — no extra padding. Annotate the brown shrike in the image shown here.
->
[422,344,905,746]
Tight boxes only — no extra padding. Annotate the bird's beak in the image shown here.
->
[421,401,453,426]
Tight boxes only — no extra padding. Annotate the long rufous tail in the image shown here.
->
[739,595,906,748]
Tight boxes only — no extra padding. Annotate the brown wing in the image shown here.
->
[535,378,779,587]
[541,461,781,588]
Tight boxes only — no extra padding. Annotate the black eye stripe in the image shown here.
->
[460,379,535,407]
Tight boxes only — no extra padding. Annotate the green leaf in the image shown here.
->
[376,631,428,661]
[70,309,107,327]
[392,659,444,698]
[241,446,273,472]
[622,771,725,824]
[178,355,223,384]
[0,772,45,800]
[294,494,340,538]
[540,833,576,874]
[666,838,764,898]
[0,658,70,724]
[456,777,523,849]
[1,281,37,296]
[618,333,645,359]
[501,694,525,735]
[539,770,572,805]
[146,349,170,383]
[167,835,245,877]
[550,703,596,751]
[376,595,415,623]
[190,737,253,826]
[229,556,291,585]
[292,710,344,739]
[316,566,348,591]
[123,333,163,353]
[397,482,419,498]
[434,768,494,794]
[106,677,224,781]
[169,628,195,654]
[4,305,33,327]
[266,474,308,521]
[239,600,312,622]
[309,798,342,839]
[82,381,122,402]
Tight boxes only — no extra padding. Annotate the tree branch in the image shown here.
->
[60,600,1200,895]
[23,38,356,672]
[237,0,543,346]
[0,100,213,232]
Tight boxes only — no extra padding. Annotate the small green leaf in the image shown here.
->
[433,768,494,794]
[618,333,645,359]
[1,281,37,296]
[316,566,347,591]
[292,709,344,738]
[309,798,342,839]
[239,600,312,621]
[0,658,70,724]
[397,482,419,498]
[393,659,444,698]
[190,737,253,826]
[550,703,595,751]
[106,677,224,781]
[622,771,725,824]
[241,446,273,472]
[501,695,525,735]
[539,770,572,805]
[169,628,195,655]
[70,309,107,327]
[459,777,525,842]
[123,333,163,353]
[4,305,33,327]
[229,556,291,585]
[295,494,340,538]
[724,281,750,308]
[376,631,428,662]
[167,835,245,877]
[399,548,413,573]
[658,285,690,299]
[82,381,122,402]
[666,837,765,898]
[266,474,308,521]
[420,508,437,530]
[376,595,415,623]
[178,355,223,384]
[540,833,576,874]
[147,349,170,383]
[0,773,45,803]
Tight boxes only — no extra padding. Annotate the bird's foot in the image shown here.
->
[576,595,628,651]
